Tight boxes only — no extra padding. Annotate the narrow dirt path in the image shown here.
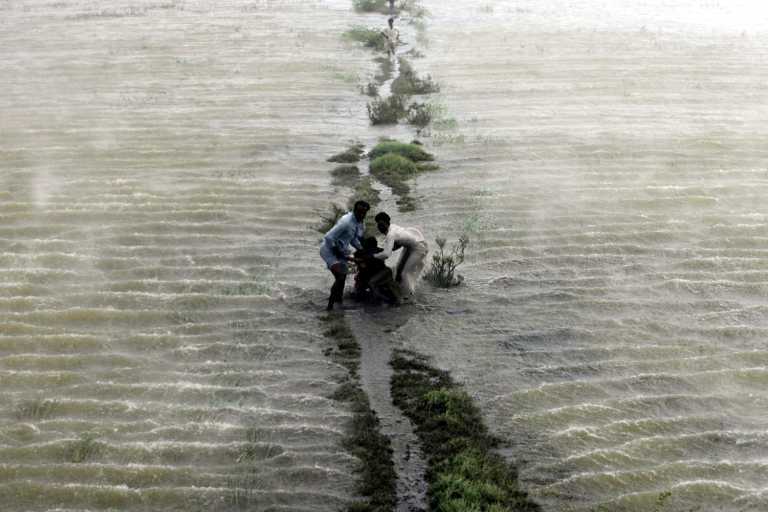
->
[348,308,428,512]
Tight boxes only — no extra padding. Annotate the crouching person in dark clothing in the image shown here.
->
[354,237,402,305]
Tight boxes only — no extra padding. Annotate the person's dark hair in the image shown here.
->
[374,212,390,223]
[362,237,379,250]
[354,200,371,211]
[388,17,394,26]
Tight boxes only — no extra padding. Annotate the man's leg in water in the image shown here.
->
[400,242,428,296]
[328,263,347,310]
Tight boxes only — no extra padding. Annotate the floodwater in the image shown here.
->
[0,0,373,510]
[2,0,768,511]
[396,1,768,511]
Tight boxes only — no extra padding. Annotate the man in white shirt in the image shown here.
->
[381,17,399,57]
[373,211,428,299]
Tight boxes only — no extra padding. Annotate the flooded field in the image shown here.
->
[2,0,768,511]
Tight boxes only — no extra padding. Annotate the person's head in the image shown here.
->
[362,236,379,251]
[353,200,370,222]
[388,17,394,28]
[374,212,391,234]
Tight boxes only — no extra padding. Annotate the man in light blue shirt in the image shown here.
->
[320,200,370,310]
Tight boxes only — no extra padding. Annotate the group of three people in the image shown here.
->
[320,201,427,310]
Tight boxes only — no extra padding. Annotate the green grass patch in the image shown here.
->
[369,140,434,162]
[361,82,379,97]
[15,398,58,420]
[67,432,104,463]
[343,26,387,52]
[321,314,397,512]
[373,56,394,84]
[391,351,540,511]
[370,153,418,177]
[328,143,365,163]
[367,94,407,125]
[392,58,440,95]
[352,0,389,13]
[331,165,361,187]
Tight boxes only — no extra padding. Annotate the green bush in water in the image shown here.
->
[370,153,418,177]
[367,95,407,125]
[352,0,388,13]
[423,235,469,287]
[343,26,387,52]
[391,58,440,95]
[328,143,365,163]
[369,140,434,162]
[407,102,432,132]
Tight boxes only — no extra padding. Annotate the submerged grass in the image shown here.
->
[315,203,346,234]
[67,432,103,463]
[15,398,58,420]
[367,94,407,125]
[367,140,437,212]
[328,143,366,163]
[392,58,440,96]
[369,140,434,162]
[343,26,387,53]
[322,314,396,512]
[391,351,541,511]
[352,0,389,13]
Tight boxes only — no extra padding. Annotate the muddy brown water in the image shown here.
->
[3,0,768,511]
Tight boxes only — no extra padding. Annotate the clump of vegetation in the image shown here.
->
[369,140,434,162]
[343,26,387,52]
[370,153,418,177]
[366,139,437,212]
[373,56,394,83]
[367,94,407,125]
[352,0,389,13]
[15,398,58,420]
[322,315,396,512]
[361,82,379,97]
[67,432,104,463]
[423,235,469,287]
[331,165,361,187]
[315,203,346,234]
[391,351,540,512]
[406,102,432,133]
[392,58,440,95]
[328,143,365,163]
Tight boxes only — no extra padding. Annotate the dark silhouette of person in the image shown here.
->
[354,237,402,305]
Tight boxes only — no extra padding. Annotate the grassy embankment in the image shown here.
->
[323,314,397,511]
[391,350,541,512]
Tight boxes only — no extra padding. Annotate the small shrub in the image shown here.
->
[331,164,361,182]
[361,82,379,97]
[352,0,388,13]
[327,143,365,163]
[407,102,432,132]
[15,399,58,420]
[316,203,346,234]
[392,58,440,95]
[343,26,387,52]
[67,432,103,463]
[373,56,394,83]
[424,235,469,287]
[367,95,406,125]
[369,140,434,162]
